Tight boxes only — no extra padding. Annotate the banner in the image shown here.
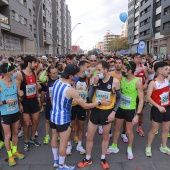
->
[137,40,146,54]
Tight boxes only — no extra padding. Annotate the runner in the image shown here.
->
[66,60,90,156]
[110,58,128,142]
[78,60,121,169]
[133,53,149,137]
[17,55,41,151]
[43,66,58,145]
[0,63,24,166]
[107,61,144,160]
[145,61,170,157]
[50,64,110,170]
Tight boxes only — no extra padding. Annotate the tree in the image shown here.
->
[108,37,129,51]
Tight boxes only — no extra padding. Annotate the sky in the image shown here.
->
[66,0,128,51]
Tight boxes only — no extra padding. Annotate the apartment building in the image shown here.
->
[0,0,71,56]
[103,32,120,53]
[128,0,170,55]
[121,21,128,38]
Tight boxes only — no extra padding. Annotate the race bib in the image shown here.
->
[120,94,132,108]
[95,90,111,102]
[49,87,53,98]
[26,84,36,97]
[160,92,169,106]
[7,98,18,112]
[78,90,87,101]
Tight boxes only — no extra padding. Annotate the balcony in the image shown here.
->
[0,0,8,6]
[0,13,10,30]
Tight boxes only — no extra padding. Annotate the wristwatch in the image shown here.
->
[136,113,141,116]
[2,100,6,104]
[98,101,101,106]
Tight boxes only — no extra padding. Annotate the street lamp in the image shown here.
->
[75,36,83,45]
[10,10,38,54]
[71,23,81,33]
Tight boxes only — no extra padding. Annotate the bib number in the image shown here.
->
[26,84,36,97]
[120,94,132,108]
[160,92,169,106]
[7,98,18,112]
[49,87,53,98]
[78,91,87,101]
[95,90,111,102]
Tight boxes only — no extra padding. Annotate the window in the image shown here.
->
[29,9,32,16]
[156,13,161,20]
[156,0,162,8]
[5,35,21,51]
[163,21,170,30]
[0,37,3,50]
[164,6,170,15]
[155,26,160,33]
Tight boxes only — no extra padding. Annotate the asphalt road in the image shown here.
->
[0,103,170,170]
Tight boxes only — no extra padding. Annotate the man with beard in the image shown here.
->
[17,55,41,151]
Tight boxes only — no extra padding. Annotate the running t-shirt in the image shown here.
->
[0,79,19,115]
[111,71,122,82]
[20,71,36,99]
[134,64,145,85]
[151,78,170,107]
[50,79,72,125]
[46,78,57,100]
[120,77,139,110]
[72,77,89,106]
[92,76,116,110]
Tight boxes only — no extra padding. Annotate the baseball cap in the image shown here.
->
[42,56,47,61]
[61,64,80,78]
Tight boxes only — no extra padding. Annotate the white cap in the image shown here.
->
[42,56,47,61]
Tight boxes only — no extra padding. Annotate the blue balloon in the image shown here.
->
[119,12,128,23]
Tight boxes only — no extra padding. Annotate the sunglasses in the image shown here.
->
[90,60,97,62]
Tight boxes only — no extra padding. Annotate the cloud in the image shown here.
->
[66,0,128,50]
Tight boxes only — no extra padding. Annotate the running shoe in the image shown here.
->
[98,125,103,135]
[127,149,134,160]
[168,133,170,138]
[77,158,92,168]
[18,129,23,138]
[100,159,110,170]
[30,138,41,146]
[121,134,128,143]
[13,152,25,159]
[107,146,119,154]
[53,159,59,168]
[160,145,170,155]
[24,142,30,151]
[145,146,152,157]
[66,145,72,156]
[76,145,86,154]
[136,126,145,137]
[57,136,60,141]
[8,156,16,166]
[43,135,50,144]
[58,164,75,170]
[0,140,4,149]
[74,136,78,144]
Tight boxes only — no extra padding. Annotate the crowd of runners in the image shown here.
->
[0,53,169,170]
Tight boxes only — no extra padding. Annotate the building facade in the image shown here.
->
[121,21,128,37]
[128,0,170,55]
[0,0,71,56]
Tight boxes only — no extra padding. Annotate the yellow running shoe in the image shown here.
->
[43,135,50,144]
[168,133,170,138]
[74,136,78,144]
[13,152,25,160]
[8,156,16,166]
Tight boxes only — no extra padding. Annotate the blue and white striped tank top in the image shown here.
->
[50,79,73,125]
